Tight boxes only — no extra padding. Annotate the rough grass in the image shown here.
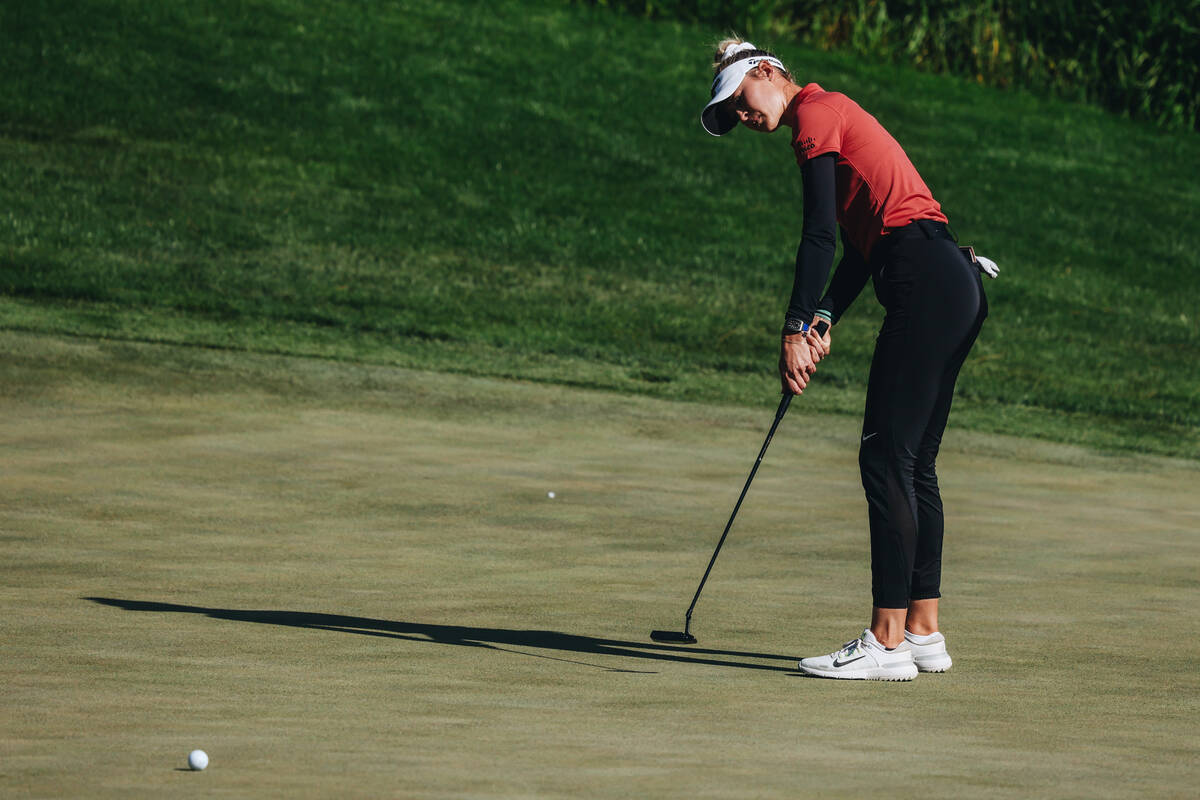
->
[0,0,1197,457]
[2,331,1198,798]
[599,0,1200,130]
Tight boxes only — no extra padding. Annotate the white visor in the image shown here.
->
[701,55,785,136]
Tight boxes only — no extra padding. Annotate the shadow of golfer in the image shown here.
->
[85,597,799,674]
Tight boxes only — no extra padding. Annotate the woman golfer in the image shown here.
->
[701,39,988,680]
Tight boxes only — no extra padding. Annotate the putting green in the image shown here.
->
[2,332,1196,798]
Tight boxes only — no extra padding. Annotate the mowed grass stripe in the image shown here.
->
[0,0,1197,456]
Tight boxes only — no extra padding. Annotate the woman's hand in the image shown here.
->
[779,334,816,395]
[807,318,832,363]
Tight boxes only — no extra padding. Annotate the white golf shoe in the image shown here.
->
[905,630,953,673]
[798,629,918,681]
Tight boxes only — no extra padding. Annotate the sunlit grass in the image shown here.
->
[0,0,1196,456]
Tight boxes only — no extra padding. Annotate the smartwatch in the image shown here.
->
[782,318,811,337]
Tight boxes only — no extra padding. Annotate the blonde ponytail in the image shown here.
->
[712,36,748,73]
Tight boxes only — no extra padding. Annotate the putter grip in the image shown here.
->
[814,319,829,337]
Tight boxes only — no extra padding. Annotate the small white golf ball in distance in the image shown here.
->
[547,491,555,499]
[187,749,209,771]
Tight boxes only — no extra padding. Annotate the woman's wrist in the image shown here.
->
[781,317,811,338]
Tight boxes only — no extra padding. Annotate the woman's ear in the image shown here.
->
[756,62,785,84]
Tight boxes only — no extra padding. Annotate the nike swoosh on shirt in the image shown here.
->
[861,432,878,441]
[832,655,866,668]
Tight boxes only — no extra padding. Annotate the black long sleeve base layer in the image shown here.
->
[859,232,987,609]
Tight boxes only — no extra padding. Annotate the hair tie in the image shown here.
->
[724,41,756,60]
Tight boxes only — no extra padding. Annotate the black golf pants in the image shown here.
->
[859,229,987,609]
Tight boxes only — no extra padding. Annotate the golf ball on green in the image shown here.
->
[547,491,555,499]
[188,749,208,771]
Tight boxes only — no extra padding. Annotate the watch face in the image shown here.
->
[784,319,808,334]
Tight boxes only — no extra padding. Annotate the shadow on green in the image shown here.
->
[86,597,801,674]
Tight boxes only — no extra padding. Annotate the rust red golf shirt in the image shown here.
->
[788,83,946,262]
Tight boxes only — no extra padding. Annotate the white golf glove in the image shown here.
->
[975,254,999,278]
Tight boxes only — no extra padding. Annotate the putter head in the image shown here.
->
[650,629,697,644]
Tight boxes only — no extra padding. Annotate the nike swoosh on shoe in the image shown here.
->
[832,655,866,668]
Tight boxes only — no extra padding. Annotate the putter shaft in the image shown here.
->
[681,391,793,637]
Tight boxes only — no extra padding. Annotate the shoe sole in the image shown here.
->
[798,664,918,681]
[915,657,952,673]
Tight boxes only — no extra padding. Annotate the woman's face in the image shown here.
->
[726,70,788,133]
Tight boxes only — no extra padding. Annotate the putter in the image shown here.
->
[650,389,795,645]
[650,320,826,645]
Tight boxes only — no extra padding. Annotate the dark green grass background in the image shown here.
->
[599,0,1200,131]
[1,0,1197,455]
